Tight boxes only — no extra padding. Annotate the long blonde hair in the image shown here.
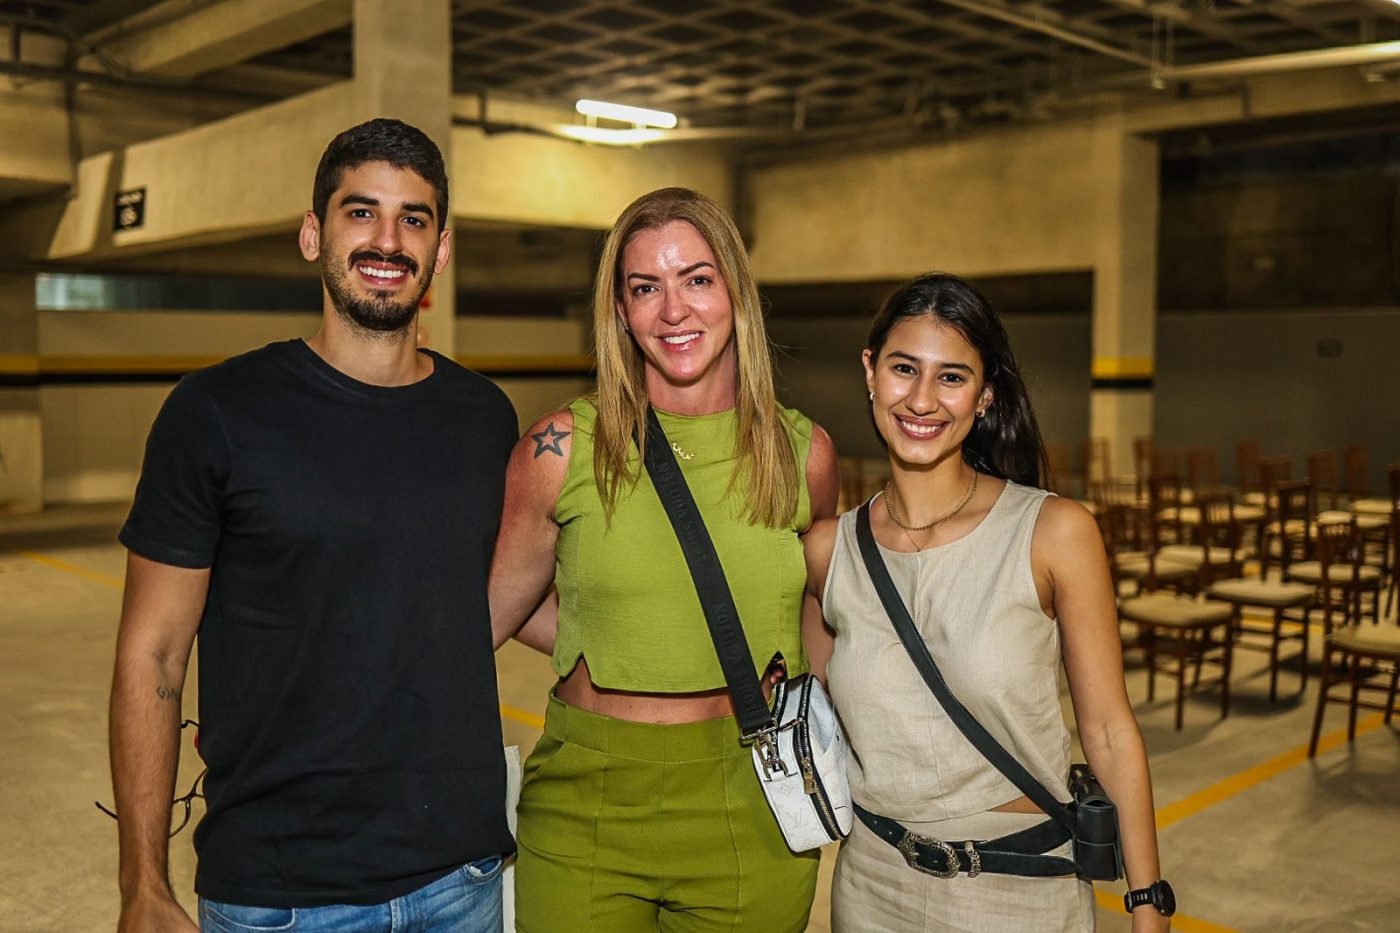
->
[591,187,798,527]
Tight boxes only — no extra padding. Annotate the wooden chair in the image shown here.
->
[1206,493,1316,701]
[1132,435,1154,499]
[1343,444,1369,504]
[1340,459,1396,607]
[1118,587,1234,731]
[1290,519,1382,631]
[1259,479,1314,580]
[1307,622,1399,757]
[1186,447,1220,497]
[1083,437,1112,492]
[1238,440,1264,506]
[1100,500,1195,596]
[1309,449,1345,515]
[1191,445,1263,547]
[1150,447,1183,487]
[1045,442,1076,499]
[1155,491,1248,590]
[1259,456,1292,497]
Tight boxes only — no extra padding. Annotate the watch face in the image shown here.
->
[1154,880,1176,915]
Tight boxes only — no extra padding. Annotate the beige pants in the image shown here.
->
[832,810,1095,933]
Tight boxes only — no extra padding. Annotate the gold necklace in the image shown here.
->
[670,442,694,461]
[884,471,979,535]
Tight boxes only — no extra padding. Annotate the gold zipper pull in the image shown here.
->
[801,758,817,795]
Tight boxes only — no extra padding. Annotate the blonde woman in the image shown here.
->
[489,187,838,932]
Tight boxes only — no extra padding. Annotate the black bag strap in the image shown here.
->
[854,501,1076,833]
[637,406,773,740]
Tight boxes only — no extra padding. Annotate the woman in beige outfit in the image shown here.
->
[804,274,1170,932]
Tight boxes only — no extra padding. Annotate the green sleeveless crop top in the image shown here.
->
[552,399,815,692]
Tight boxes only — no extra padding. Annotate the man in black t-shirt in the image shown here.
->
[110,119,517,933]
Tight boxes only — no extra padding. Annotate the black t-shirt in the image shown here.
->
[120,339,518,908]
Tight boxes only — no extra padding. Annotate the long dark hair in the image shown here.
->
[866,272,1048,489]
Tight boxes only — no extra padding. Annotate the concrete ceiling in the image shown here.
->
[5,0,1400,133]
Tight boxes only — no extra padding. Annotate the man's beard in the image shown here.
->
[323,250,431,336]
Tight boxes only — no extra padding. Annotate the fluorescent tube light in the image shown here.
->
[556,125,667,145]
[575,99,678,129]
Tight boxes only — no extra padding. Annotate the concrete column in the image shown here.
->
[353,0,456,357]
[1089,125,1159,478]
[0,274,43,512]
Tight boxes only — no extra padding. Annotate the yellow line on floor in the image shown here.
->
[500,703,546,730]
[20,550,124,590]
[1155,712,1387,831]
[1093,889,1237,931]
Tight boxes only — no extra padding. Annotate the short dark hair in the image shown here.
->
[312,118,449,231]
[867,272,1049,488]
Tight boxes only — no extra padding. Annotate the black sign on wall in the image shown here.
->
[114,188,146,232]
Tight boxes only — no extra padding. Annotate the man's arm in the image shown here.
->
[110,553,208,933]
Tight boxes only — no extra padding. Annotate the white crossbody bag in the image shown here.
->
[639,407,853,852]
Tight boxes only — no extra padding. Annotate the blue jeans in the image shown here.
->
[199,855,504,932]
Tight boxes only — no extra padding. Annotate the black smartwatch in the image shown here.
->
[1124,880,1175,916]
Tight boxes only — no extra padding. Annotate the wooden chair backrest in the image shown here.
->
[1045,443,1073,497]
[1308,450,1342,511]
[1084,437,1111,485]
[1186,446,1219,493]
[1196,491,1241,580]
[1259,456,1292,495]
[1314,519,1364,632]
[1343,444,1367,501]
[1238,440,1261,494]
[1274,479,1314,573]
[1149,447,1181,479]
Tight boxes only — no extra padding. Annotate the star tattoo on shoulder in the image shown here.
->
[531,422,571,458]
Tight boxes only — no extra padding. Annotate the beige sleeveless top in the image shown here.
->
[824,480,1072,822]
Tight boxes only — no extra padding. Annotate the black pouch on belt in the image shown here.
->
[1068,763,1124,882]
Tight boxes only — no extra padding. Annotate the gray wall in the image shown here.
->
[773,305,1400,496]
[1154,308,1400,492]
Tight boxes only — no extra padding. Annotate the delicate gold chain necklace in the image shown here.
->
[884,471,979,535]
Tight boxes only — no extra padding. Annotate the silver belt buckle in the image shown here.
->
[897,831,960,879]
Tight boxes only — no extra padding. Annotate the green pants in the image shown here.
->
[514,695,820,932]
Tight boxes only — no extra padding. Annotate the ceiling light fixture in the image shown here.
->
[556,125,667,146]
[575,99,678,129]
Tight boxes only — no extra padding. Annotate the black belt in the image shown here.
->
[855,804,1078,879]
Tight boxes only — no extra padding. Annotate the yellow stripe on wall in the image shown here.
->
[41,354,226,374]
[1091,356,1155,380]
[0,354,41,375]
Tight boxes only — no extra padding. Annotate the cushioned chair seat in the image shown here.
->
[1243,491,1268,507]
[1330,624,1400,658]
[1315,511,1386,531]
[1288,562,1382,585]
[1119,593,1233,627]
[1234,504,1266,523]
[1157,506,1201,525]
[1157,544,1246,567]
[1265,518,1311,536]
[1207,578,1315,608]
[1349,498,1392,517]
[1115,553,1196,582]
